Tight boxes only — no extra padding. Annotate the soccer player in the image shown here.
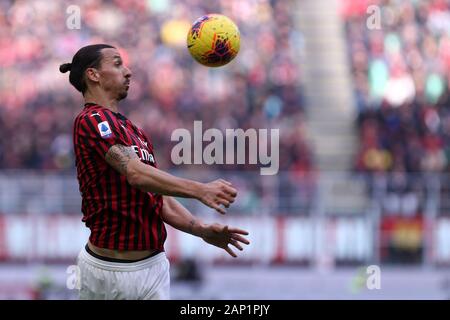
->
[60,44,250,300]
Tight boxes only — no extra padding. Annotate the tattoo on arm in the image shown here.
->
[105,144,138,175]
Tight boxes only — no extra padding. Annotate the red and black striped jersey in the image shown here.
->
[73,103,166,251]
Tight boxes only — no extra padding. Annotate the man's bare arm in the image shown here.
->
[161,196,250,257]
[105,144,137,175]
[161,196,205,237]
[105,144,237,214]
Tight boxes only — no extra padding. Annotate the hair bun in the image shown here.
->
[59,63,72,73]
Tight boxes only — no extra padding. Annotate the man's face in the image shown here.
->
[94,48,132,101]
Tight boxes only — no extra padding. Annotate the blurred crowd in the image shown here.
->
[0,0,313,179]
[343,0,450,215]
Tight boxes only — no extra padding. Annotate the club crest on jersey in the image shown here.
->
[98,121,113,139]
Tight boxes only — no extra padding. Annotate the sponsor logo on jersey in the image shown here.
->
[132,145,155,164]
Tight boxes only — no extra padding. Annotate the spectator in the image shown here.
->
[0,0,312,176]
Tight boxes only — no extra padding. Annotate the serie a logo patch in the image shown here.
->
[98,121,113,139]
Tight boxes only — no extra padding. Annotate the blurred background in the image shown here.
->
[0,0,450,299]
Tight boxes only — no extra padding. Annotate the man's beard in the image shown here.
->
[118,90,128,101]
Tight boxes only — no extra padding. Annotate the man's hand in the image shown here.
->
[200,223,250,258]
[161,196,249,258]
[197,179,237,215]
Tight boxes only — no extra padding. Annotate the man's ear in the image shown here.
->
[85,68,100,83]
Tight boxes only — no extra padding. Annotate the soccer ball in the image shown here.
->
[187,14,240,67]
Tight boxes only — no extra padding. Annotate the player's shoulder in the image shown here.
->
[78,105,116,119]
[76,105,119,126]
[74,106,121,137]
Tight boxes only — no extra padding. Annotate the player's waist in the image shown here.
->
[80,244,166,272]
[87,241,161,262]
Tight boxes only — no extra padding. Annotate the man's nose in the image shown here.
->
[124,66,132,78]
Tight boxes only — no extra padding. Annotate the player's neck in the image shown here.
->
[84,90,119,113]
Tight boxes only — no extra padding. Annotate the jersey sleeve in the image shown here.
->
[77,109,125,158]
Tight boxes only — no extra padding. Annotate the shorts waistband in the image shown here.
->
[84,244,161,263]
[79,246,167,272]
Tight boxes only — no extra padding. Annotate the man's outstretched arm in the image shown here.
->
[105,144,237,214]
[161,196,250,258]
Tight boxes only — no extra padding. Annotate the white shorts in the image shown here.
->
[77,246,170,300]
